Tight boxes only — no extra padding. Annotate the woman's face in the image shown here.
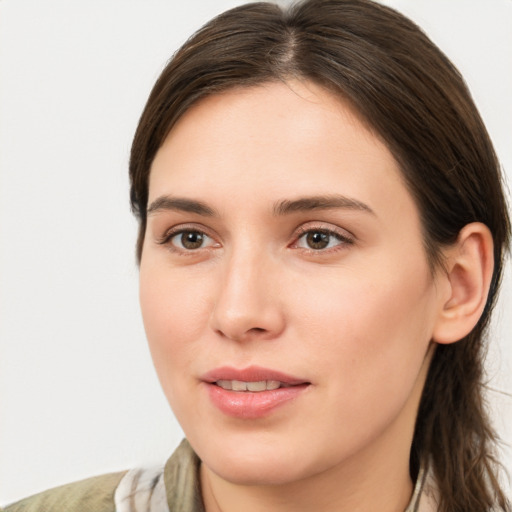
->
[139,81,447,486]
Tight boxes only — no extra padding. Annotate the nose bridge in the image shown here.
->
[210,240,283,341]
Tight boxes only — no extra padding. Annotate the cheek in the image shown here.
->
[139,263,216,431]
[291,262,436,397]
[139,263,211,372]
[286,274,435,458]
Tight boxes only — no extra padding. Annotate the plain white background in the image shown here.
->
[1,0,511,505]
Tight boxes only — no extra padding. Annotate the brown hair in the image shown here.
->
[129,1,511,509]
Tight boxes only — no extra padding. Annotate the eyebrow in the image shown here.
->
[146,194,375,217]
[273,195,375,216]
[147,196,217,216]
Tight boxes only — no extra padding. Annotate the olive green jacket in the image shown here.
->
[3,440,203,512]
[3,439,436,511]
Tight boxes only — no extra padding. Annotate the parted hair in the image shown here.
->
[129,1,511,510]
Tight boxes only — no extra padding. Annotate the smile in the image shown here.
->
[202,366,310,419]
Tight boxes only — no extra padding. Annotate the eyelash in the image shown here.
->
[157,224,218,254]
[157,224,354,255]
[292,225,354,254]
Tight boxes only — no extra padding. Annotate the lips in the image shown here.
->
[202,365,308,385]
[201,365,310,419]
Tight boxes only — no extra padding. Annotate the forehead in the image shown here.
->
[148,80,412,220]
[153,81,386,164]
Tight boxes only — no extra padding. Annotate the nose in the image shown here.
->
[209,248,285,342]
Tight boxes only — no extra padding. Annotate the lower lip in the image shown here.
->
[205,383,309,419]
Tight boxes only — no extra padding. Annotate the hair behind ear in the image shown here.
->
[412,225,509,511]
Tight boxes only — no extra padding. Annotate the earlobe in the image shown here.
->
[432,222,494,345]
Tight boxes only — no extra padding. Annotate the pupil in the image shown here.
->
[307,231,329,249]
[182,232,203,249]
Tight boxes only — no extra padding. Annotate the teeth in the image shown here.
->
[232,380,247,391]
[246,381,266,391]
[216,380,284,392]
[266,380,280,390]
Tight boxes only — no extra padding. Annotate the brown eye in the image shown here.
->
[180,231,204,249]
[295,228,352,251]
[168,230,215,250]
[305,231,330,250]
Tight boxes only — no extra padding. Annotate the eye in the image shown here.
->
[295,228,352,251]
[165,229,217,251]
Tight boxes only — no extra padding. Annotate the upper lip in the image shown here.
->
[201,365,309,385]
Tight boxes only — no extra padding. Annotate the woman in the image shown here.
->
[4,0,510,511]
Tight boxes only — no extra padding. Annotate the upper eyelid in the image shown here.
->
[294,222,355,240]
[156,223,217,245]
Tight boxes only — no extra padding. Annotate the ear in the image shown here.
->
[432,222,494,345]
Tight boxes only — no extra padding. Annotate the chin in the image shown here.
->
[193,434,322,486]
[209,457,308,486]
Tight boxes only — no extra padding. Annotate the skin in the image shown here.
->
[139,80,454,512]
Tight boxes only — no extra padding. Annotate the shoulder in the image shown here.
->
[3,471,126,512]
[3,439,202,512]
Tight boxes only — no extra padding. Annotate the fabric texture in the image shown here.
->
[114,439,203,512]
[4,439,436,511]
[405,460,439,512]
[115,466,169,512]
[3,471,126,512]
